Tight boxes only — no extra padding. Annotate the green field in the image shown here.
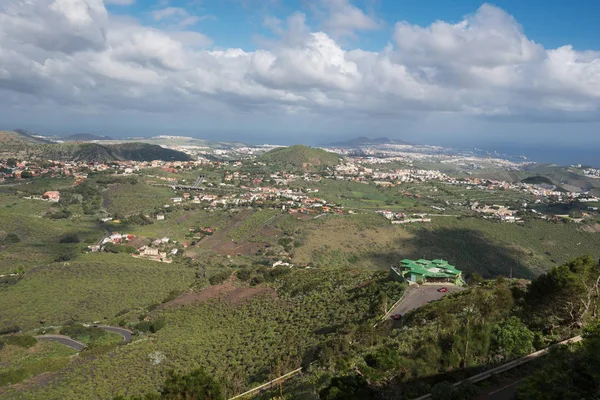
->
[294,213,600,278]
[104,183,174,217]
[0,253,195,330]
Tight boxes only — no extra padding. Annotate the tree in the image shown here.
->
[319,374,374,400]
[517,320,600,400]
[160,368,224,400]
[525,256,600,332]
[491,316,534,360]
[59,233,81,243]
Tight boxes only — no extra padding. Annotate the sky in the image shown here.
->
[0,0,599,154]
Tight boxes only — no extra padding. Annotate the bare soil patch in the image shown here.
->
[160,271,277,309]
[580,223,600,233]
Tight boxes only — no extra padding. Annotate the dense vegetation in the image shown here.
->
[0,268,404,399]
[518,322,600,400]
[304,256,600,399]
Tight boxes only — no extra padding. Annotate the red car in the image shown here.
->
[391,314,402,320]
[437,287,448,293]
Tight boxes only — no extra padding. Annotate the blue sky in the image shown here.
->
[1,0,599,159]
[107,0,600,51]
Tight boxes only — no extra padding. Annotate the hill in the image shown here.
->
[521,175,555,185]
[0,130,50,157]
[326,136,411,147]
[62,133,113,141]
[39,142,191,162]
[258,144,342,170]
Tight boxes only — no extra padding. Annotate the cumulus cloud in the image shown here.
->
[104,0,135,5]
[0,0,598,124]
[151,6,208,27]
[319,0,381,38]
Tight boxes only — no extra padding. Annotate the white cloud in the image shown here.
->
[0,0,598,125]
[320,0,381,38]
[151,6,208,27]
[104,0,135,5]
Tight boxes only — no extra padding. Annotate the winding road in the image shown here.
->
[35,334,86,351]
[36,325,133,351]
[93,325,133,343]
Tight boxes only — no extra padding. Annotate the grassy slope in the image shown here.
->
[258,145,341,169]
[0,340,76,387]
[1,268,403,400]
[294,214,600,278]
[104,183,174,216]
[0,253,195,330]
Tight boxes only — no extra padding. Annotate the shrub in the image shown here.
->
[59,233,81,243]
[0,368,28,387]
[3,233,20,244]
[0,325,21,335]
[150,319,166,333]
[1,334,37,348]
[208,271,230,285]
[134,321,153,333]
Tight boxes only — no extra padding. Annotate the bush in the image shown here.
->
[3,233,20,244]
[133,321,153,333]
[134,319,165,333]
[59,233,81,243]
[0,368,28,387]
[0,325,21,335]
[1,334,37,348]
[48,208,71,219]
[208,271,230,285]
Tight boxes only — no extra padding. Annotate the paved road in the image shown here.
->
[476,379,522,400]
[95,325,133,343]
[389,283,465,318]
[36,335,86,351]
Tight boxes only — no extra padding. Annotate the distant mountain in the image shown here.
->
[63,133,113,141]
[258,145,342,170]
[326,136,411,148]
[40,142,191,162]
[0,130,51,156]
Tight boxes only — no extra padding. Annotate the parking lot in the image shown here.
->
[389,283,465,318]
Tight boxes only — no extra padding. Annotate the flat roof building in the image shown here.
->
[391,259,464,285]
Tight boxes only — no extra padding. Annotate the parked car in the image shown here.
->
[391,314,402,320]
[437,287,448,293]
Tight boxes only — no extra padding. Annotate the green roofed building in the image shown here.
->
[390,259,464,285]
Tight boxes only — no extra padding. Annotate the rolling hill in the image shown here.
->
[258,144,342,170]
[39,142,192,162]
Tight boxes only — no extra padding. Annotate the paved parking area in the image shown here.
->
[389,283,465,318]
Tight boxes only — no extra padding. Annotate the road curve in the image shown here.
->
[95,325,133,343]
[36,335,86,351]
[389,283,465,318]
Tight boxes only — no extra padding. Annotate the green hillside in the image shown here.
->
[258,144,342,170]
[39,142,191,162]
[521,175,555,185]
